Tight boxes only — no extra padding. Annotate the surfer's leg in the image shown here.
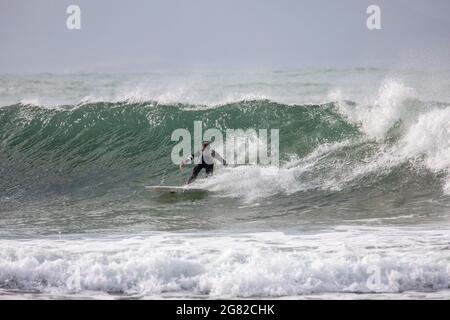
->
[187,164,203,184]
[205,164,214,177]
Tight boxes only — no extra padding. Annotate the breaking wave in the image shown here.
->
[1,80,449,204]
[0,229,449,298]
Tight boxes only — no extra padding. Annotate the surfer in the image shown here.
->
[179,140,227,184]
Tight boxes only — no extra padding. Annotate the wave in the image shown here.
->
[1,73,449,298]
[1,83,449,204]
[0,229,448,297]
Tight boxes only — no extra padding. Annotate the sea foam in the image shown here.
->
[0,228,449,298]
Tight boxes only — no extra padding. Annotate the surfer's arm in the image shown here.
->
[180,150,201,168]
[186,150,201,163]
[212,150,227,165]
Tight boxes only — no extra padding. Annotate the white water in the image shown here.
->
[0,226,449,299]
[335,78,450,194]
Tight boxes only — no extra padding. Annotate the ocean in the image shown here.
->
[0,69,449,299]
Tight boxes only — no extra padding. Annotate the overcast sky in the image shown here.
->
[0,0,449,73]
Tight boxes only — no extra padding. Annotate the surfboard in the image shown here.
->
[145,186,209,194]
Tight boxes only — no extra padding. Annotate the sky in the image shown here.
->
[0,0,449,73]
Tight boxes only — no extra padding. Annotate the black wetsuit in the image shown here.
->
[187,149,226,184]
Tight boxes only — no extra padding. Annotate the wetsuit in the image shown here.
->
[186,147,226,184]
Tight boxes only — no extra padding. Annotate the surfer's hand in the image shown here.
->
[179,161,185,169]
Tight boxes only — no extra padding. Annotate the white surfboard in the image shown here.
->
[145,186,209,194]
